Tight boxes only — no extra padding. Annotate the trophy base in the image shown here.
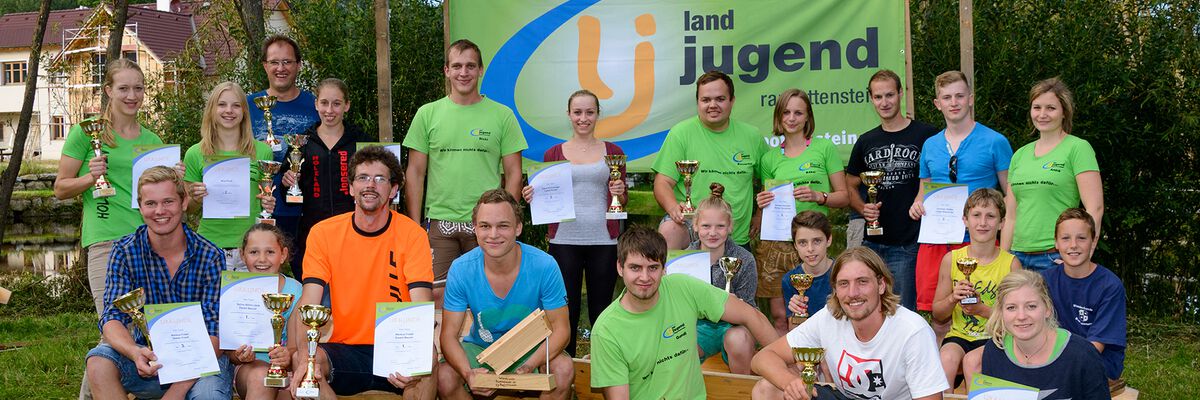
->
[681,210,697,217]
[93,187,116,198]
[605,211,627,220]
[286,195,304,203]
[270,143,283,152]
[263,375,289,388]
[257,218,276,226]
[960,297,979,305]
[471,373,557,391]
[866,227,883,236]
[789,315,808,326]
[296,386,320,399]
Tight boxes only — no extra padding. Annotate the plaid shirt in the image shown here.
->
[98,224,225,344]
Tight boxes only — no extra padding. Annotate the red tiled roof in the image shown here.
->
[0,8,92,49]
[125,7,195,62]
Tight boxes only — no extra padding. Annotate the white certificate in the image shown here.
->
[146,302,221,384]
[131,144,181,208]
[760,180,797,241]
[358,142,405,204]
[202,156,251,219]
[218,271,278,351]
[917,183,969,244]
[528,162,575,225]
[665,250,711,284]
[373,302,434,377]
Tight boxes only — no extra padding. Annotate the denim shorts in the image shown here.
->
[85,343,232,400]
[1011,250,1062,272]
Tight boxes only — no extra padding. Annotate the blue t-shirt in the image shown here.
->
[919,122,1012,193]
[781,266,830,318]
[247,90,319,217]
[255,276,303,363]
[445,242,568,347]
[1041,264,1126,380]
[980,328,1110,399]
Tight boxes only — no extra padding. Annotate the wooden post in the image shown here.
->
[960,0,975,116]
[903,0,916,119]
[375,0,393,141]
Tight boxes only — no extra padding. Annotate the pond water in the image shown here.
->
[1,223,81,277]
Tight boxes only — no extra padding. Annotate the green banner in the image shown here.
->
[450,0,907,171]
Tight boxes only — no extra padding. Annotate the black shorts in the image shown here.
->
[322,343,404,396]
[941,336,987,353]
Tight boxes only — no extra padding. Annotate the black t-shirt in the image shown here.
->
[846,120,938,245]
[980,331,1111,400]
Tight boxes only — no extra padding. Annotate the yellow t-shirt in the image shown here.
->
[946,247,1014,341]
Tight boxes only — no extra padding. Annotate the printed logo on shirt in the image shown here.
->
[798,161,823,172]
[661,322,688,339]
[1041,160,1066,172]
[731,150,751,165]
[836,350,887,397]
[468,129,493,140]
[862,143,920,190]
[1073,304,1094,326]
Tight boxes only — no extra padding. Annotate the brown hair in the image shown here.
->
[471,188,524,224]
[867,69,902,95]
[693,182,732,225]
[934,70,971,93]
[791,210,832,239]
[136,165,186,202]
[963,188,1006,218]
[316,78,350,103]
[261,34,302,63]
[240,223,292,264]
[349,145,403,187]
[1054,207,1096,240]
[567,89,600,113]
[826,246,900,319]
[695,70,735,100]
[617,226,668,266]
[1029,77,1076,134]
[446,38,483,67]
[199,82,256,157]
[985,270,1059,348]
[98,58,146,147]
[772,88,815,139]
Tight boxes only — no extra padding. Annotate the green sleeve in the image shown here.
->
[588,326,629,388]
[823,140,844,174]
[1071,139,1099,174]
[402,105,431,153]
[62,123,92,163]
[183,145,204,183]
[758,147,779,180]
[498,108,528,156]
[675,274,729,323]
[652,128,685,181]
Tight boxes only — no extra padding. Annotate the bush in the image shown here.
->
[0,260,92,317]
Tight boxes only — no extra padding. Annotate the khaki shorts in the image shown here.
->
[428,219,478,280]
[755,239,799,298]
[86,240,115,316]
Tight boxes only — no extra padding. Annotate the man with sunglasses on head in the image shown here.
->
[910,70,1012,339]
[845,70,938,313]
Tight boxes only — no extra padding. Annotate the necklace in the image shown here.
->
[1015,331,1051,363]
[572,139,600,153]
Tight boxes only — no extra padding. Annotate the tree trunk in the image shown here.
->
[235,0,267,88]
[0,0,53,245]
[375,0,393,141]
[99,0,130,112]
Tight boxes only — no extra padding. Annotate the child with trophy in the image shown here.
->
[780,211,836,330]
[228,224,302,400]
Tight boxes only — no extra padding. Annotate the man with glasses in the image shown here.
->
[247,35,320,277]
[845,69,938,312]
[289,146,437,398]
[909,70,1011,332]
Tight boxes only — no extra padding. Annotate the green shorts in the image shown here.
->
[460,341,540,373]
[696,320,731,364]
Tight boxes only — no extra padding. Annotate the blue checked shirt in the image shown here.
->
[98,224,225,344]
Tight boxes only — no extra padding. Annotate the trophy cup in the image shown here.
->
[675,160,700,216]
[860,170,885,236]
[789,273,814,325]
[297,304,331,399]
[261,293,295,388]
[78,119,117,198]
[604,154,627,220]
[113,288,154,366]
[956,258,979,305]
[254,96,282,152]
[718,257,742,293]
[285,134,308,204]
[792,347,825,390]
[257,160,282,225]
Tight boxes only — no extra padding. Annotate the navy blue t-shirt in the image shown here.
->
[980,329,1111,399]
[1042,264,1126,380]
[781,266,831,318]
[247,90,319,217]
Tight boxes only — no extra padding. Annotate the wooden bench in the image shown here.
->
[572,357,760,400]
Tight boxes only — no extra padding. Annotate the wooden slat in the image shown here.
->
[476,309,550,373]
[472,373,556,391]
[572,358,761,400]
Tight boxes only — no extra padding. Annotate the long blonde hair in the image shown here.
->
[98,58,145,147]
[985,270,1060,348]
[199,82,256,157]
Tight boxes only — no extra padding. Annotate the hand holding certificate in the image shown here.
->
[917,182,969,244]
[146,302,220,384]
[527,162,575,225]
[218,271,278,351]
[761,180,797,241]
[131,144,181,208]
[665,250,711,284]
[373,302,435,378]
[202,156,252,219]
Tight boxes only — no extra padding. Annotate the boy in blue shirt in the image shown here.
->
[781,211,836,329]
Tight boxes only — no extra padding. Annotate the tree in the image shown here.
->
[99,0,128,111]
[0,0,53,245]
[375,0,393,141]
[233,0,266,88]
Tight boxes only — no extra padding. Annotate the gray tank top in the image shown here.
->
[550,161,617,245]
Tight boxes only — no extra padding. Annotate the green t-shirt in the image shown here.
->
[183,141,274,248]
[61,117,163,247]
[402,96,527,222]
[1008,135,1099,251]
[757,137,844,216]
[590,274,728,399]
[651,117,768,244]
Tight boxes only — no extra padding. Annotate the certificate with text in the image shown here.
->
[218,271,278,350]
[202,155,251,219]
[917,182,969,244]
[373,302,434,377]
[131,144,181,208]
[665,250,710,284]
[146,302,220,384]
[528,161,575,225]
[760,180,796,241]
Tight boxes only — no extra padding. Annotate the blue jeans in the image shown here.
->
[864,241,919,311]
[1011,250,1062,272]
[85,343,233,400]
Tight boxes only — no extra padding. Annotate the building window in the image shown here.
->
[3,62,28,85]
[122,50,138,64]
[51,116,66,140]
[91,53,107,85]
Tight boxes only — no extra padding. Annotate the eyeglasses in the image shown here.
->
[948,155,958,183]
[266,59,296,67]
[353,175,389,185]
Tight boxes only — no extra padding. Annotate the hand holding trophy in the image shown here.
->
[261,293,295,387]
[789,273,814,325]
[956,258,979,305]
[675,160,700,216]
[285,135,308,204]
[604,154,627,220]
[860,170,885,236]
[78,119,116,198]
[792,347,825,396]
[296,304,331,399]
[113,288,154,366]
[257,160,282,225]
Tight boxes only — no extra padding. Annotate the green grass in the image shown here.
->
[0,160,58,176]
[0,312,97,399]
[9,189,55,200]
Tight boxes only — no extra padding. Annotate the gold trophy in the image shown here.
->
[257,160,282,225]
[860,170,885,236]
[956,258,980,305]
[718,257,742,293]
[789,273,814,325]
[604,154,627,220]
[675,160,700,216]
[285,134,308,204]
[792,347,825,391]
[261,293,295,387]
[113,288,154,366]
[297,304,331,399]
[254,96,282,152]
[78,119,117,198]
